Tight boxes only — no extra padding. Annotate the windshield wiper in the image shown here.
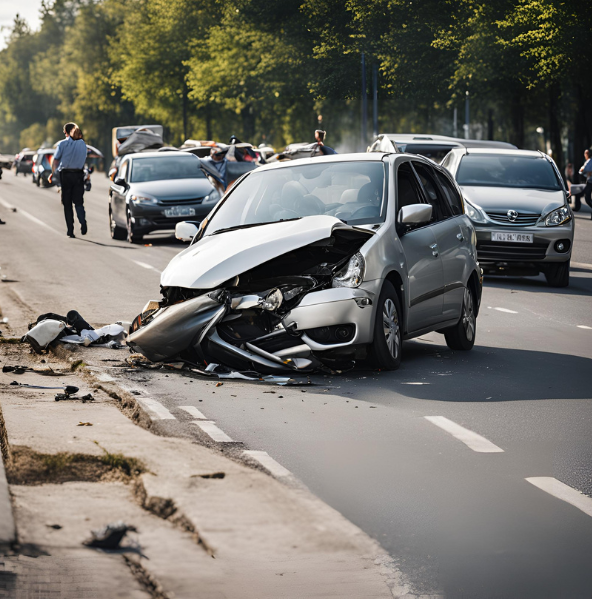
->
[209,218,302,236]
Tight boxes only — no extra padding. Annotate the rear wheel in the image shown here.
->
[109,206,126,240]
[544,260,570,287]
[444,286,476,351]
[370,281,402,370]
[126,210,143,244]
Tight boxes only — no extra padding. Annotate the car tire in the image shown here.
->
[109,206,126,240]
[370,281,402,370]
[126,210,143,244]
[444,286,476,351]
[544,260,570,287]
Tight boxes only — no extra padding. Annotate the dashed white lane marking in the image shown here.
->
[178,405,207,419]
[577,325,592,330]
[572,261,592,271]
[425,416,504,453]
[526,477,592,518]
[243,450,292,478]
[135,397,176,420]
[0,195,61,235]
[132,260,160,273]
[493,307,518,314]
[192,420,234,443]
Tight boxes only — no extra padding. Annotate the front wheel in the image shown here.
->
[369,281,402,370]
[126,210,143,244]
[544,260,570,287]
[444,286,476,351]
[109,206,126,240]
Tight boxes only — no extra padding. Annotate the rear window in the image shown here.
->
[456,154,562,190]
[395,144,455,164]
[130,156,205,182]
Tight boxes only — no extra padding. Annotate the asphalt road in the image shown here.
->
[1,172,592,598]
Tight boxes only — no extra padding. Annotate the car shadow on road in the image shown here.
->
[483,273,592,297]
[323,340,592,403]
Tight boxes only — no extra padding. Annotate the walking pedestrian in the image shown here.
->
[578,148,592,218]
[51,122,88,238]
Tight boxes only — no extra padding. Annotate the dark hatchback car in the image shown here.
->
[32,149,55,187]
[109,151,220,243]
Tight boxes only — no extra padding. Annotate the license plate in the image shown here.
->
[491,232,533,243]
[164,206,195,218]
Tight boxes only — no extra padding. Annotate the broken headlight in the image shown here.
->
[260,288,283,311]
[332,252,365,288]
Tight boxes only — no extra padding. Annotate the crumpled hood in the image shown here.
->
[161,215,373,289]
[461,186,565,215]
[129,177,213,200]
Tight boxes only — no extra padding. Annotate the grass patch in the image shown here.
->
[7,445,146,485]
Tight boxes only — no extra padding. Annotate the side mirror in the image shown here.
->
[109,167,118,181]
[114,178,127,188]
[175,221,199,242]
[398,204,433,225]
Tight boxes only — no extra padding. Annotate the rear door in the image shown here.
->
[412,161,467,322]
[396,162,444,331]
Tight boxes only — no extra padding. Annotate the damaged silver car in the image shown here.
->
[127,153,482,373]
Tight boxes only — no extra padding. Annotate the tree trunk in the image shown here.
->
[182,82,188,142]
[509,95,524,148]
[205,105,212,141]
[487,109,494,140]
[241,105,255,141]
[548,86,564,175]
[572,83,590,179]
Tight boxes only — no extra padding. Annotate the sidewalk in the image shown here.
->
[0,311,411,597]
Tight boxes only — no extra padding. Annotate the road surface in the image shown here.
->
[1,173,591,598]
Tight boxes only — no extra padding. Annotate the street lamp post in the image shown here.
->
[464,91,470,139]
[361,53,368,149]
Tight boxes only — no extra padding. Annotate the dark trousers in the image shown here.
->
[60,170,86,235]
[573,180,592,211]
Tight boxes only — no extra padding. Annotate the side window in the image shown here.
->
[119,161,128,181]
[397,162,425,213]
[435,171,463,215]
[412,162,452,222]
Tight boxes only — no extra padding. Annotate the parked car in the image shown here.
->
[108,151,220,244]
[442,148,573,287]
[13,149,35,175]
[127,153,482,373]
[31,149,55,187]
[368,134,516,163]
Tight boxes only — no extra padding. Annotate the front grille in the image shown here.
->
[158,197,204,205]
[477,240,549,262]
[486,211,540,226]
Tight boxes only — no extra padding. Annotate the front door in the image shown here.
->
[396,161,444,331]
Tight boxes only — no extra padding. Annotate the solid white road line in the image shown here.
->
[577,325,592,330]
[493,307,518,314]
[132,260,160,273]
[192,420,234,443]
[243,450,292,478]
[135,396,176,420]
[178,405,207,419]
[425,416,504,453]
[526,477,592,518]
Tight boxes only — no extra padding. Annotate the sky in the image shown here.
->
[0,0,42,49]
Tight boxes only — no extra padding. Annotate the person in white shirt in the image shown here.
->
[578,149,592,217]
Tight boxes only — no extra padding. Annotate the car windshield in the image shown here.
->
[204,161,386,235]
[130,156,205,183]
[456,154,562,190]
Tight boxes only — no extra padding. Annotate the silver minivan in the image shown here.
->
[128,153,482,372]
[442,148,573,287]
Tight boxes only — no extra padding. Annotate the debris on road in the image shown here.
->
[9,381,80,395]
[83,521,138,549]
[2,364,71,376]
[78,422,93,426]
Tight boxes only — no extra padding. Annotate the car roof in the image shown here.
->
[449,147,546,158]
[382,133,516,149]
[127,150,197,159]
[256,152,389,173]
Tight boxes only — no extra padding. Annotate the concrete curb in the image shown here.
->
[0,402,17,550]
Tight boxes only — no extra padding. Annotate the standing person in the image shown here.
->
[51,122,88,238]
[578,149,592,217]
[314,130,337,155]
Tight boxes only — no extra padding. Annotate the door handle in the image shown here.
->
[430,243,439,257]
[457,233,464,241]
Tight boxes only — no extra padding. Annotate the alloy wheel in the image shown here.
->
[462,288,475,342]
[382,298,400,359]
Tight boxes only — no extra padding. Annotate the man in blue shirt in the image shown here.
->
[578,149,592,218]
[52,122,88,237]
